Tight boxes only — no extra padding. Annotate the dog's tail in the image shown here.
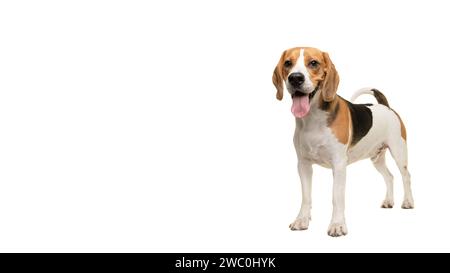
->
[350,87,390,107]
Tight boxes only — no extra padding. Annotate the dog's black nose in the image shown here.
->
[288,73,305,86]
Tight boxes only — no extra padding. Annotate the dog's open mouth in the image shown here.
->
[291,91,310,118]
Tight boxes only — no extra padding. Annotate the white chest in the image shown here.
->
[294,111,345,168]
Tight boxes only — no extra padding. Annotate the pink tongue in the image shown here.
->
[291,95,310,118]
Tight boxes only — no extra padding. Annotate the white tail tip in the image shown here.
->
[350,87,375,102]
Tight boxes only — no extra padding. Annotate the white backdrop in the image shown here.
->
[0,0,449,252]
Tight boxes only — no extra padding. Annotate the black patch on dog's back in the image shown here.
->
[346,101,373,146]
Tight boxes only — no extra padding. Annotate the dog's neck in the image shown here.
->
[295,89,338,128]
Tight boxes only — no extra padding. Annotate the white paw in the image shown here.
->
[381,199,394,208]
[401,198,414,209]
[327,222,348,237]
[289,217,309,230]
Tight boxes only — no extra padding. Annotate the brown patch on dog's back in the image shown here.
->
[327,97,350,145]
[392,110,407,141]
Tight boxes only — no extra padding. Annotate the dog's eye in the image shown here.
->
[284,60,292,68]
[308,60,319,68]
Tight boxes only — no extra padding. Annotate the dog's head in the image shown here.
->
[272,47,339,118]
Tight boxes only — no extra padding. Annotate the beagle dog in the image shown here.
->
[273,47,414,237]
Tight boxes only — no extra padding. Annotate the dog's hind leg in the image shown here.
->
[371,150,394,208]
[388,139,414,209]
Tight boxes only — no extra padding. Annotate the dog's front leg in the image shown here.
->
[289,159,313,230]
[328,161,348,237]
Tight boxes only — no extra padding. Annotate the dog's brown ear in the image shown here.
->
[272,51,286,100]
[321,52,340,102]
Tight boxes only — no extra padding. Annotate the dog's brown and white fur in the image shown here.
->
[273,47,414,237]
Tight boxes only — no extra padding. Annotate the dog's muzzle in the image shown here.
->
[288,72,305,88]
